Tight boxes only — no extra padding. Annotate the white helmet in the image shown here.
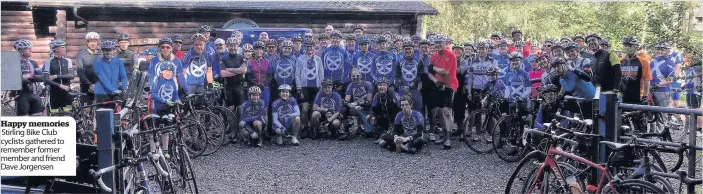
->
[85,32,100,40]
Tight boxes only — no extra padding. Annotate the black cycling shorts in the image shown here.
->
[439,88,455,108]
[223,85,246,107]
[49,88,72,110]
[687,93,701,109]
[300,87,320,104]
[80,84,95,105]
[15,92,43,115]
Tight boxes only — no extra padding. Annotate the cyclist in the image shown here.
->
[396,41,425,112]
[259,32,270,42]
[271,84,301,146]
[490,31,502,54]
[529,54,548,99]
[587,33,621,94]
[325,25,334,35]
[572,35,594,60]
[449,43,468,137]
[650,42,678,131]
[264,39,279,61]
[352,24,365,38]
[504,52,531,114]
[480,65,507,116]
[322,32,352,97]
[369,77,401,142]
[668,44,684,109]
[555,58,596,119]
[565,43,592,73]
[344,68,373,137]
[560,36,572,45]
[463,42,476,61]
[464,41,498,138]
[137,48,157,73]
[411,35,422,50]
[116,33,137,78]
[93,40,128,108]
[492,40,511,79]
[352,36,375,84]
[513,41,532,72]
[246,41,273,104]
[272,40,298,101]
[600,39,611,52]
[372,36,397,90]
[242,43,254,60]
[43,39,74,113]
[76,32,102,107]
[214,38,228,63]
[220,37,247,113]
[345,34,358,58]
[239,86,267,147]
[171,34,185,60]
[369,35,379,53]
[619,36,651,105]
[198,25,216,56]
[311,79,344,140]
[150,61,181,157]
[291,35,304,59]
[182,33,216,95]
[231,30,244,55]
[683,51,702,131]
[429,35,458,149]
[14,39,44,116]
[315,33,330,56]
[295,38,324,138]
[551,43,565,60]
[379,96,426,154]
[149,37,186,92]
[542,38,555,59]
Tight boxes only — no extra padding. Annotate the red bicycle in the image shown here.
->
[504,123,665,194]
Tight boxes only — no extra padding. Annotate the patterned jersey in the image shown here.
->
[246,58,272,88]
[394,110,424,137]
[396,54,424,89]
[272,98,300,124]
[240,100,266,123]
[466,56,498,90]
[504,69,531,102]
[151,77,179,111]
[373,51,398,84]
[352,51,376,83]
[650,55,676,92]
[271,54,297,86]
[345,81,373,103]
[295,54,324,88]
[182,50,216,86]
[321,46,352,83]
[313,91,342,112]
[483,80,507,99]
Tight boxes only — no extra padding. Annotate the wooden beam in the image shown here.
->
[66,21,215,28]
[0,15,34,23]
[0,11,32,16]
[66,26,199,34]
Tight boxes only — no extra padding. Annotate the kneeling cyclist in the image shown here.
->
[14,39,44,116]
[239,87,267,147]
[369,77,401,142]
[271,84,302,146]
[311,79,344,139]
[379,96,426,154]
[344,68,374,137]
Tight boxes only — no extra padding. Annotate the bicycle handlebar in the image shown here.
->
[677,170,703,185]
[90,154,169,193]
[524,128,579,147]
[563,95,587,101]
[555,114,593,126]
[621,110,642,118]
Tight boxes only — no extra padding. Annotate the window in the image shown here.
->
[697,17,703,23]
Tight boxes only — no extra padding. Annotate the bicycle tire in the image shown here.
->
[210,106,237,146]
[464,110,497,154]
[180,118,209,158]
[180,145,199,193]
[602,179,665,194]
[504,150,546,194]
[193,110,225,157]
[493,115,528,162]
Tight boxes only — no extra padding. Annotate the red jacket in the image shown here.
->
[174,50,184,61]
[509,41,532,57]
[430,48,458,91]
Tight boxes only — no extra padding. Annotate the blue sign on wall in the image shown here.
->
[222,18,260,29]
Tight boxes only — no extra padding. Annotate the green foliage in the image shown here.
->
[423,1,701,53]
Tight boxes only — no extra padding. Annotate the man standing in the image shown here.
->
[429,35,458,149]
[116,33,137,78]
[182,33,216,94]
[587,33,622,94]
[76,32,102,106]
[220,37,248,114]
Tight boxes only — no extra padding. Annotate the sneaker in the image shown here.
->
[251,132,259,139]
[276,136,283,145]
[442,138,452,150]
[428,133,436,142]
[274,128,283,135]
[291,137,300,146]
[163,153,171,160]
[378,139,386,147]
[374,138,382,144]
[255,139,262,147]
[399,143,409,152]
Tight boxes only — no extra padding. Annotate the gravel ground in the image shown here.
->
[192,137,516,193]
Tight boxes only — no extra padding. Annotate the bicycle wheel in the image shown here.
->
[179,118,208,158]
[523,161,584,194]
[193,110,225,157]
[493,115,528,162]
[464,110,496,154]
[210,106,237,146]
[178,144,199,193]
[504,150,546,194]
[602,179,665,194]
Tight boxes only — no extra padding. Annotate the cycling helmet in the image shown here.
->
[498,40,508,46]
[277,37,287,44]
[382,30,392,36]
[403,41,414,48]
[426,31,436,39]
[231,30,242,37]
[13,39,32,51]
[266,39,278,46]
[304,38,317,46]
[100,40,116,50]
[191,33,207,41]
[292,35,303,42]
[402,37,412,43]
[226,37,239,45]
[389,44,398,51]
[278,84,292,91]
[486,65,499,76]
[371,35,379,42]
[160,61,176,72]
[621,36,639,46]
[214,38,225,45]
[509,52,522,60]
[560,36,572,43]
[552,43,564,50]
[463,42,474,48]
[304,33,314,39]
[345,34,357,41]
[452,45,463,50]
[170,34,183,41]
[544,38,555,44]
[377,35,389,44]
[253,41,265,49]
[353,24,365,31]
[511,30,522,36]
[565,42,580,50]
[318,33,330,40]
[145,48,157,56]
[393,35,403,42]
[514,40,526,47]
[376,77,390,85]
[573,35,584,41]
[445,36,454,43]
[330,31,342,39]
[281,40,293,48]
[476,41,489,48]
[655,41,669,49]
[248,86,262,95]
[50,39,67,48]
[432,35,445,43]
[600,39,610,46]
[585,33,601,41]
[117,33,131,41]
[358,36,370,44]
[411,34,422,41]
[322,79,334,87]
[158,37,172,45]
[419,39,430,46]
[85,32,100,40]
[242,43,254,51]
[490,31,502,39]
[198,25,212,33]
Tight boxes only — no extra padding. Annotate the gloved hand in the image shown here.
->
[239,121,246,127]
[174,100,183,105]
[435,81,444,90]
[166,100,174,106]
[481,99,488,107]
[212,82,221,89]
[394,135,403,144]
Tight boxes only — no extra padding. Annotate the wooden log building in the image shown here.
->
[1,1,438,65]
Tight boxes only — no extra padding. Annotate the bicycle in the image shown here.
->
[463,94,504,154]
[181,92,225,157]
[492,97,537,162]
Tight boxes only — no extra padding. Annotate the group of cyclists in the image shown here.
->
[10,23,702,154]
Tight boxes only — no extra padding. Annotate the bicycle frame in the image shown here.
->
[527,146,615,194]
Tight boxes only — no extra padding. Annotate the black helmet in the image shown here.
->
[198,25,212,33]
[353,24,365,31]
[565,42,580,50]
[304,38,317,46]
[585,33,601,41]
[376,77,390,85]
[622,36,639,46]
[511,30,523,36]
[158,37,172,46]
[253,41,265,49]
[419,39,430,46]
[292,35,303,42]
[117,33,131,41]
[345,34,357,41]
[403,41,414,48]
[322,79,334,87]
[377,35,388,44]
[318,33,329,40]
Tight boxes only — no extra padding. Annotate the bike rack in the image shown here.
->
[96,109,117,194]
[599,91,702,193]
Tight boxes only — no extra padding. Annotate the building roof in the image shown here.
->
[25,1,438,15]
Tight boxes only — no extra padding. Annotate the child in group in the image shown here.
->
[150,61,181,158]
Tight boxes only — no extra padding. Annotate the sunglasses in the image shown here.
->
[160,46,172,49]
[174,41,183,44]
[400,103,411,107]
[267,46,276,49]
[544,45,553,47]
[216,44,223,46]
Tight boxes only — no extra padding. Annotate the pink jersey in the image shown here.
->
[528,69,545,98]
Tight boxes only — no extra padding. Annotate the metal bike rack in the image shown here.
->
[96,109,117,194]
[599,92,702,193]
